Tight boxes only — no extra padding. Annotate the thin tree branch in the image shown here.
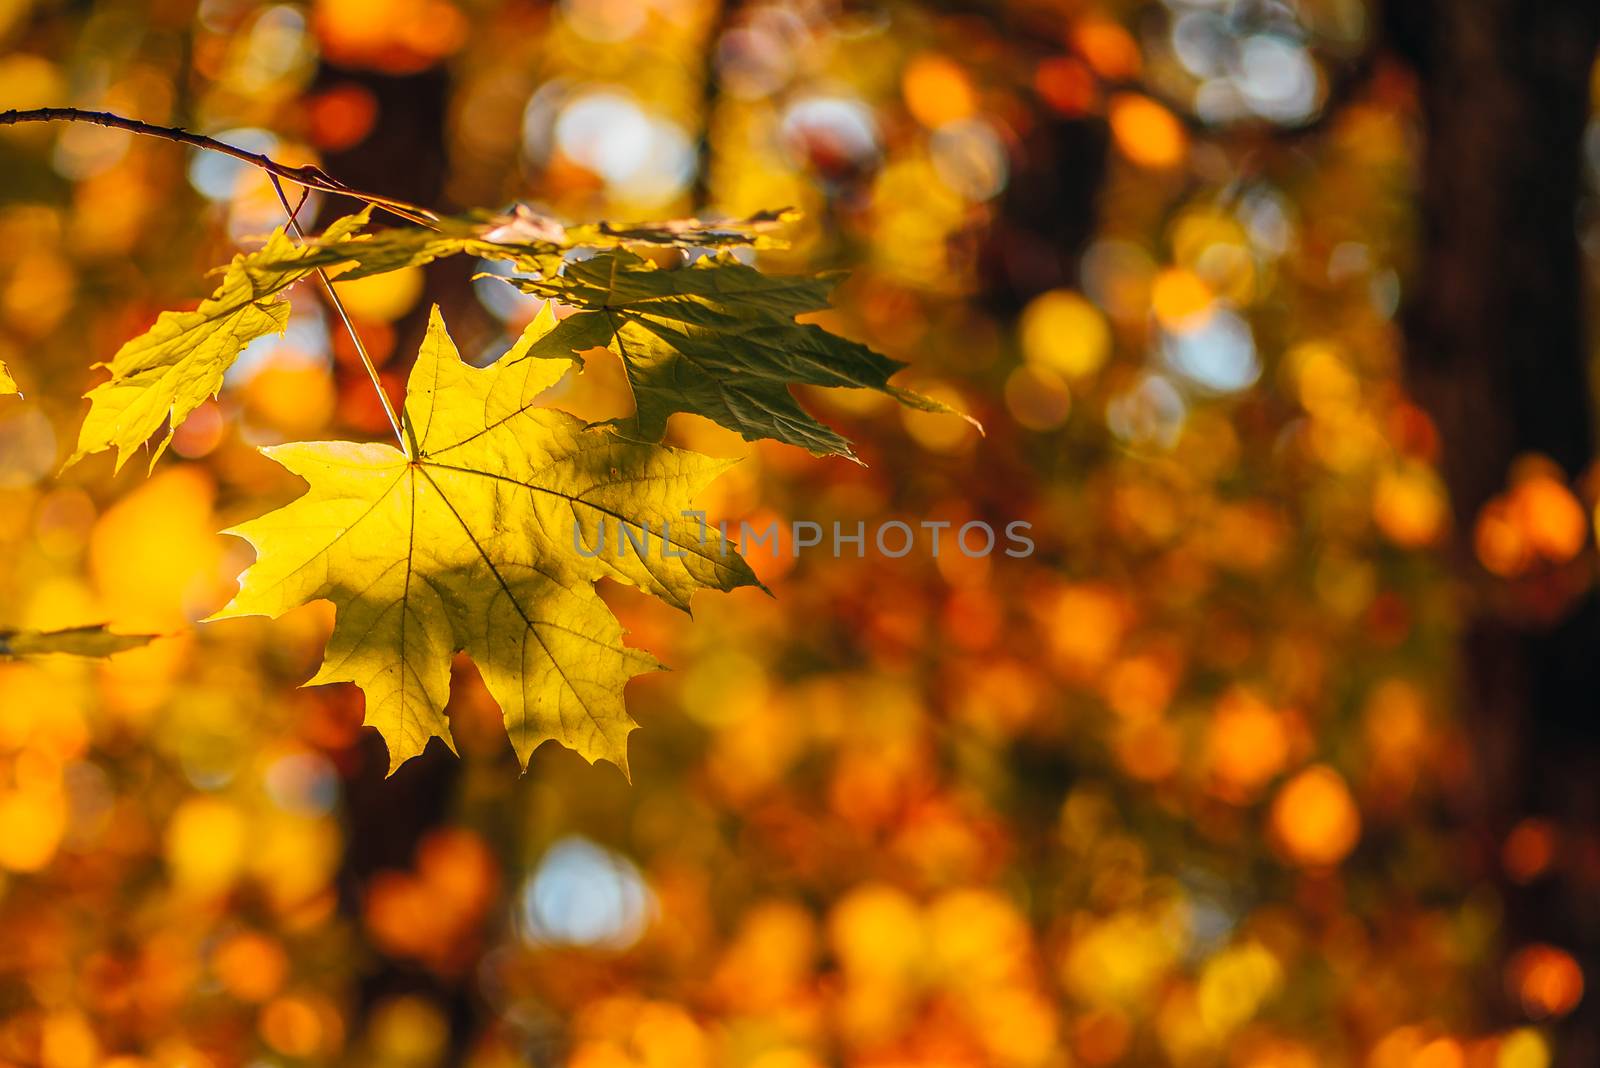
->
[0,105,421,450]
[0,106,440,228]
[266,175,408,453]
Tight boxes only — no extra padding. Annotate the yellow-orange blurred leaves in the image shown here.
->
[3,249,75,339]
[365,828,498,973]
[169,400,227,460]
[1104,653,1179,722]
[38,1010,99,1068]
[252,811,342,915]
[1037,583,1130,680]
[969,986,1060,1066]
[1369,1023,1465,1068]
[0,662,91,759]
[1061,904,1188,1008]
[826,884,1057,1063]
[332,315,398,371]
[332,266,424,323]
[1154,983,1211,1065]
[212,931,289,1002]
[1475,462,1588,577]
[830,883,924,985]
[1035,57,1098,117]
[927,889,1033,991]
[1414,1037,1467,1068]
[86,469,221,718]
[1108,94,1187,170]
[1306,407,1388,476]
[902,55,977,128]
[1313,553,1377,623]
[243,359,337,438]
[367,996,450,1065]
[1072,19,1142,81]
[744,1050,824,1068]
[707,697,805,802]
[889,796,985,882]
[569,998,711,1068]
[1072,1006,1131,1066]
[1497,1028,1553,1068]
[90,467,224,631]
[1374,463,1448,548]
[128,928,202,1024]
[71,147,157,255]
[1204,501,1288,574]
[830,741,928,832]
[1004,365,1073,431]
[829,884,922,1040]
[260,993,342,1058]
[313,0,466,73]
[949,660,1040,745]
[1288,342,1359,419]
[0,777,66,872]
[0,55,64,121]
[1505,945,1583,1020]
[1151,268,1213,333]
[1205,688,1290,802]
[1114,719,1181,783]
[1109,478,1184,547]
[1196,940,1282,1038]
[164,795,246,896]
[1237,1036,1321,1068]
[1363,678,1430,788]
[1269,765,1361,868]
[1171,208,1257,307]
[1020,290,1111,378]
[1177,409,1242,481]
[1503,819,1558,885]
[712,901,817,1013]
[307,83,380,151]
[870,157,968,286]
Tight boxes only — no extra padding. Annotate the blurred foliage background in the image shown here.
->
[1,0,1599,1066]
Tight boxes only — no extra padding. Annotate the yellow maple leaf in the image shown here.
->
[211,306,757,775]
[67,210,372,472]
[0,359,15,396]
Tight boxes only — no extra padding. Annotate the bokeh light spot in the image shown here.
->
[1020,290,1111,378]
[519,835,653,949]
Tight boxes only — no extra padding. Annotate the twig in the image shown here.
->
[267,174,408,453]
[0,107,440,228]
[1,105,421,451]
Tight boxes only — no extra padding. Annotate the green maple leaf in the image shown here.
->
[67,209,373,472]
[0,625,156,659]
[0,360,15,396]
[74,203,960,473]
[511,249,971,458]
[211,306,757,775]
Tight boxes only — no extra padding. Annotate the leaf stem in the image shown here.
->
[267,175,409,453]
[0,107,440,228]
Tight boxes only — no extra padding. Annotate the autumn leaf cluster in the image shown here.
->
[14,202,956,775]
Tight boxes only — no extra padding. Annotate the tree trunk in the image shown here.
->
[308,63,488,1064]
[1386,0,1600,1057]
